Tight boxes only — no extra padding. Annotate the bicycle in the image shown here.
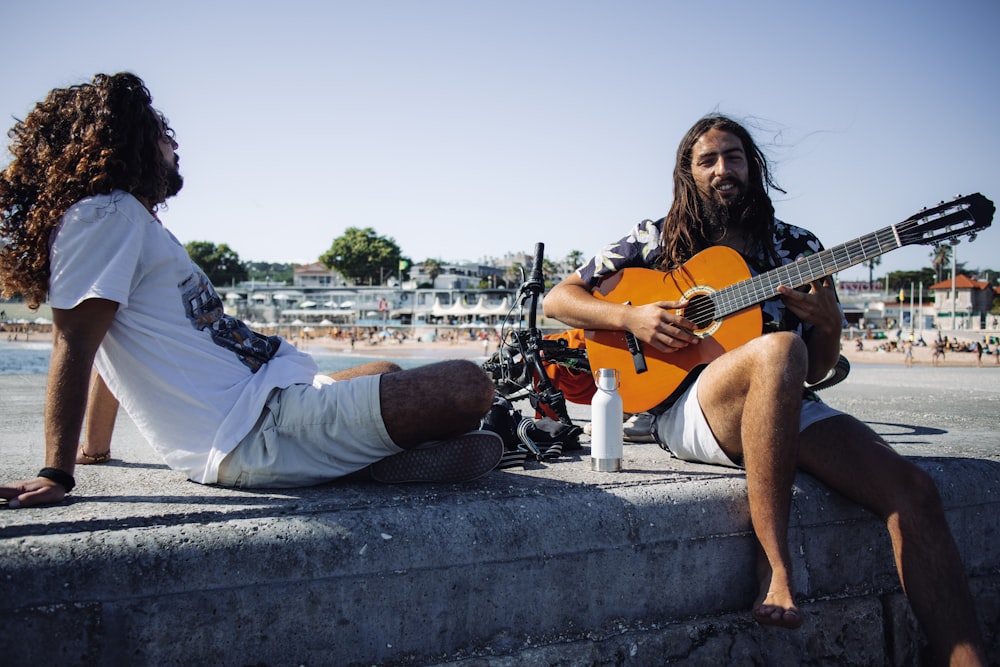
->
[482,242,588,426]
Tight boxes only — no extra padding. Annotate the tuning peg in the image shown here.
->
[968,233,978,242]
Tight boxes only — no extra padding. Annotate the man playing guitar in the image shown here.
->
[543,114,985,666]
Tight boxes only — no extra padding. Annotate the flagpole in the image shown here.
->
[950,242,958,330]
[918,282,924,339]
[909,282,915,334]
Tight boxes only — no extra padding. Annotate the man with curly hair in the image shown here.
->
[543,115,985,665]
[0,72,502,507]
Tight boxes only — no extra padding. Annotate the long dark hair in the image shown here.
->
[658,114,785,270]
[0,72,175,308]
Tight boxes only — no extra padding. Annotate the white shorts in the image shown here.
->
[216,374,401,488]
[655,375,843,468]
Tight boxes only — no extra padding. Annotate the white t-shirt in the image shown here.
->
[48,191,318,483]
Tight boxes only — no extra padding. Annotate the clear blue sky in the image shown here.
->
[2,0,998,282]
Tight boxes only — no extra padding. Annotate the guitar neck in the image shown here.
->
[714,225,901,319]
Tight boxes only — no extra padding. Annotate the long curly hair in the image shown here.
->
[0,72,177,308]
[657,114,785,271]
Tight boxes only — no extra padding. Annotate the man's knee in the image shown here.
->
[404,359,494,415]
[744,332,808,380]
[448,359,495,414]
[894,461,945,518]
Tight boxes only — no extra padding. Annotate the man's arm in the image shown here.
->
[544,273,699,354]
[0,298,118,508]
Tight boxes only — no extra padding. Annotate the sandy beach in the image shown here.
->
[293,334,494,360]
[293,330,1000,369]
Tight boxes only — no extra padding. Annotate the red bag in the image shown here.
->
[534,329,596,420]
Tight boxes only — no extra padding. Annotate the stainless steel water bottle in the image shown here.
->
[591,368,623,472]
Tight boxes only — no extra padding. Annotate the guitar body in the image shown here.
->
[585,246,763,413]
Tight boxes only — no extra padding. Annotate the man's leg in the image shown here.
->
[797,416,985,666]
[76,372,118,464]
[355,359,500,484]
[696,332,809,628]
[326,360,402,380]
[378,359,495,447]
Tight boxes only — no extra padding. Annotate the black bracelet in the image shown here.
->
[38,467,75,493]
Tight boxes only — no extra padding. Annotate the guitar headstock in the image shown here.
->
[897,193,994,247]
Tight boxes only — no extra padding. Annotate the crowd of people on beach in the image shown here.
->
[847,330,1000,367]
[281,324,500,350]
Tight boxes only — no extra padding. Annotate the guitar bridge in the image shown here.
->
[625,332,648,374]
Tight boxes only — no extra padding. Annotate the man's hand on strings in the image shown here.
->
[778,278,841,335]
[624,300,700,353]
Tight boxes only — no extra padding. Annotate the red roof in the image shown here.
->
[928,274,989,290]
[294,262,332,275]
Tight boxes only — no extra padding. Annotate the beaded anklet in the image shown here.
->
[78,450,111,464]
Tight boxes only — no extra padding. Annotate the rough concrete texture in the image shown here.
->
[1,364,998,666]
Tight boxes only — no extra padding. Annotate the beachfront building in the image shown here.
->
[836,275,1000,335]
[929,274,1000,331]
[221,285,518,342]
[219,256,523,339]
[409,260,505,290]
[292,262,349,289]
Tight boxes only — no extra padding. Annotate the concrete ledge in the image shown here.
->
[1,366,999,666]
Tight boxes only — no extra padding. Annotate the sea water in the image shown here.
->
[0,341,53,375]
[0,341,466,376]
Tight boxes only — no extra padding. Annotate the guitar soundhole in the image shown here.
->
[684,292,717,333]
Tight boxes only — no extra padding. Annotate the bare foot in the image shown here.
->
[753,601,803,629]
[754,558,803,629]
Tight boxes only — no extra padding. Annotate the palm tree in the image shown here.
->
[566,250,585,271]
[542,258,559,286]
[503,262,525,289]
[421,258,443,287]
[930,244,952,284]
[865,256,882,291]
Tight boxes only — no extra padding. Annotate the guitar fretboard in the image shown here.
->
[711,225,902,320]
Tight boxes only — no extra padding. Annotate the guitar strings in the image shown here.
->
[673,198,977,329]
[681,211,964,328]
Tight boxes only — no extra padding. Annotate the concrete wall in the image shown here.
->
[1,367,998,666]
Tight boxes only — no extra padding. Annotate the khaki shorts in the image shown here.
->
[655,375,843,468]
[217,374,401,488]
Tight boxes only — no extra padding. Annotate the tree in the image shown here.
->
[865,256,882,290]
[320,227,402,286]
[421,258,443,287]
[245,261,293,285]
[185,241,248,287]
[566,250,585,271]
[886,269,936,294]
[930,244,952,284]
[542,258,559,287]
[503,262,525,289]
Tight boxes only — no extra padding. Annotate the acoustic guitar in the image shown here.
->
[584,193,994,413]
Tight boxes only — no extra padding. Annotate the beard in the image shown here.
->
[699,189,750,241]
[163,159,184,199]
[164,168,183,198]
